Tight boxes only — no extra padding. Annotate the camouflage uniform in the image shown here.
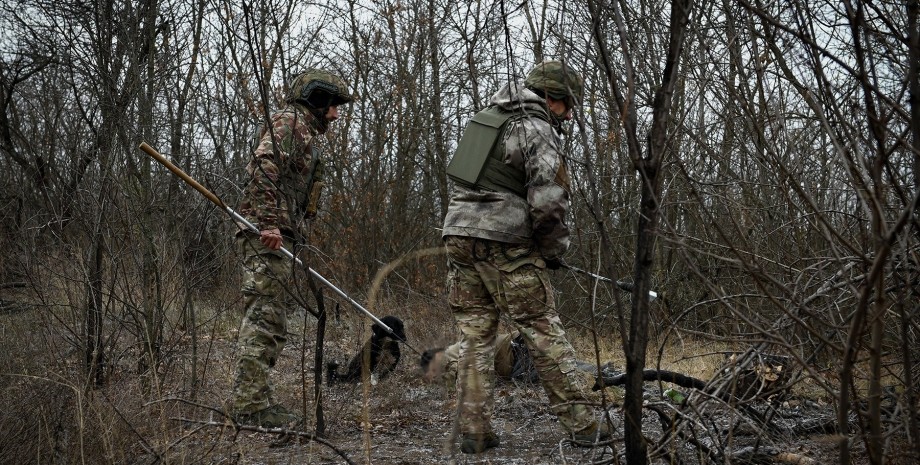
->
[231,103,323,416]
[437,331,523,383]
[236,103,325,238]
[442,65,595,439]
[231,69,352,418]
[232,236,295,414]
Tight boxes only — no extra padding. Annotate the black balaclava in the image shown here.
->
[299,90,335,134]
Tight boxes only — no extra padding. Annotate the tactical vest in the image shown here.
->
[254,112,324,223]
[299,146,323,220]
[446,106,548,197]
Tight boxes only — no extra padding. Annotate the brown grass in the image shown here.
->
[1,269,914,464]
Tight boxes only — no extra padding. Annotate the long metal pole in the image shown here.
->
[138,142,403,340]
[563,263,659,300]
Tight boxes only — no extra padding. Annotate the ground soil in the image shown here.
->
[154,320,860,465]
[2,298,912,465]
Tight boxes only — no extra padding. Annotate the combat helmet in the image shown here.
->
[524,60,584,108]
[287,69,355,108]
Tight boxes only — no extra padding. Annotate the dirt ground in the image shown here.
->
[194,378,624,465]
[151,316,859,465]
[165,362,851,465]
[163,328,628,465]
[1,298,910,465]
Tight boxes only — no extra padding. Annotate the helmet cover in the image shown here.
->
[524,60,584,106]
[287,69,355,108]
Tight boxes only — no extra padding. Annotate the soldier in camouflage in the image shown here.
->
[442,60,611,453]
[420,330,539,386]
[230,69,353,428]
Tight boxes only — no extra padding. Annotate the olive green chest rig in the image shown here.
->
[446,106,549,197]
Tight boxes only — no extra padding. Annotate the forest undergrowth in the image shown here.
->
[1,284,911,465]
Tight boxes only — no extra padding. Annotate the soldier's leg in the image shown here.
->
[232,237,293,414]
[499,257,594,433]
[445,237,500,436]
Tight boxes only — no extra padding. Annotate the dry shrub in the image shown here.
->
[568,329,728,383]
[0,376,147,464]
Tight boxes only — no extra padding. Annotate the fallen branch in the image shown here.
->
[593,368,782,434]
[172,418,357,465]
[592,369,707,391]
[0,281,27,289]
[0,299,31,315]
[148,396,356,465]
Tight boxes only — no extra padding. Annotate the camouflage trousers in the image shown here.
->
[444,235,593,435]
[439,332,518,385]
[231,235,294,414]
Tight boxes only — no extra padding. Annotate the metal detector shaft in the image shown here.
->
[563,263,658,300]
[138,142,400,338]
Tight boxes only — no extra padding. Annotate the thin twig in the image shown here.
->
[169,417,358,465]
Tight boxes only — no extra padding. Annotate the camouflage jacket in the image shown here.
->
[237,103,324,237]
[442,83,571,261]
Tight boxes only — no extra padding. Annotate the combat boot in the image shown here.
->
[571,421,611,446]
[460,431,500,454]
[233,404,301,429]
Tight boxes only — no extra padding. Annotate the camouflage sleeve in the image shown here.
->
[244,112,296,232]
[442,341,461,385]
[506,117,571,261]
[493,333,515,378]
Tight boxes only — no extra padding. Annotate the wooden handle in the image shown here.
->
[139,142,225,208]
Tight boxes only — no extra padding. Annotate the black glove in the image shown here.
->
[545,258,564,270]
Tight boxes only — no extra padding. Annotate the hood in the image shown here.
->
[489,83,547,115]
[489,82,564,131]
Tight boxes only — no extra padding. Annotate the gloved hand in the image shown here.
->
[545,257,564,270]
